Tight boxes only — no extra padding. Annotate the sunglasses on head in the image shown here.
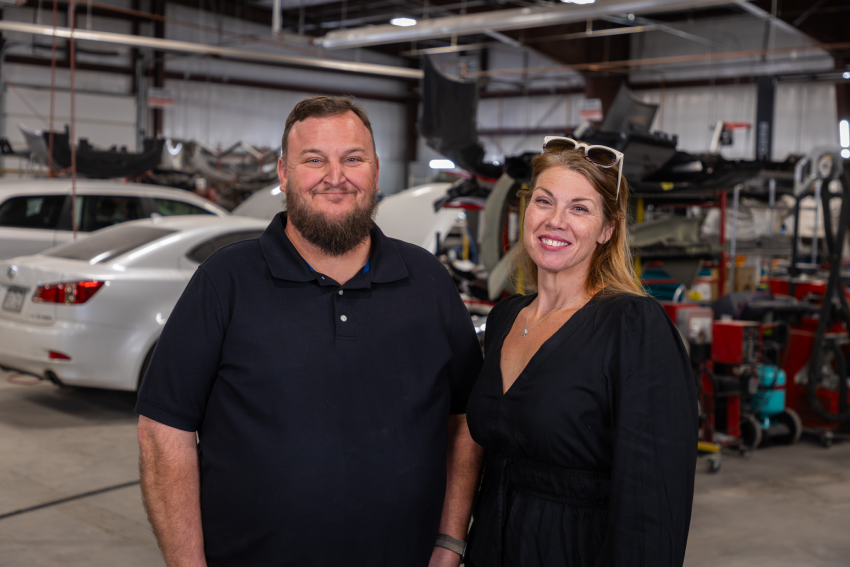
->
[542,136,625,199]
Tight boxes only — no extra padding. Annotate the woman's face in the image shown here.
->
[523,166,613,279]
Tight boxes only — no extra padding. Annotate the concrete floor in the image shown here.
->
[1,370,850,566]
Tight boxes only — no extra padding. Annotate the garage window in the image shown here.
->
[188,231,264,264]
[154,198,214,217]
[0,195,66,229]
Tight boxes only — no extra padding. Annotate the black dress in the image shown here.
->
[466,292,698,567]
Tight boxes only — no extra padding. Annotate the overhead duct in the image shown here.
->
[0,21,423,80]
[419,56,502,180]
[316,0,737,49]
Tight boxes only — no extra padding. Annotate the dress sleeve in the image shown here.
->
[134,266,227,431]
[596,297,698,566]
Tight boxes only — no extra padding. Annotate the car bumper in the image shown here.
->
[0,317,137,391]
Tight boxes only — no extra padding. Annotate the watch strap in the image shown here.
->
[435,533,467,561]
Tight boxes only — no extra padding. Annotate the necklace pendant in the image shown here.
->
[522,329,528,337]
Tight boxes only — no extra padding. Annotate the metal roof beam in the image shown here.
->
[316,0,740,49]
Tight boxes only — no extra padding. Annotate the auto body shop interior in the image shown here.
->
[1,0,850,565]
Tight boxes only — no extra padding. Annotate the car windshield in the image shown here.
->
[45,226,177,264]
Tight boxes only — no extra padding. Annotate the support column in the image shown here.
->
[152,0,165,137]
[836,58,849,125]
[755,76,775,162]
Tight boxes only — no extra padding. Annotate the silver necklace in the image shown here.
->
[522,294,584,337]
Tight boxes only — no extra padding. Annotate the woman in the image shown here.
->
[465,137,698,566]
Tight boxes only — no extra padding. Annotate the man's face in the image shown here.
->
[279,111,380,225]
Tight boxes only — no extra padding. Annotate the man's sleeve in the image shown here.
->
[443,274,484,415]
[135,267,227,431]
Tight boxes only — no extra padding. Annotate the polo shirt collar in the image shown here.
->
[259,212,408,285]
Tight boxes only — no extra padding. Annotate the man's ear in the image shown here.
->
[374,155,380,194]
[277,157,288,191]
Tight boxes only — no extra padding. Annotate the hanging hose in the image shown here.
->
[806,171,850,422]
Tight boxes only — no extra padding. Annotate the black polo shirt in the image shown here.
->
[135,213,482,567]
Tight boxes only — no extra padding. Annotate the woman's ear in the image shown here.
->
[598,220,614,244]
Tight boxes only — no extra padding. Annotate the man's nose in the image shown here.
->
[325,162,345,187]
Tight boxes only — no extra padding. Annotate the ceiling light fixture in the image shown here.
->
[390,17,417,27]
[429,159,455,170]
[844,72,850,79]
[561,0,596,4]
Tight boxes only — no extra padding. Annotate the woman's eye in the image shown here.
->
[536,198,551,205]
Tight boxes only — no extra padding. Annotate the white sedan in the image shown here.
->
[0,215,269,391]
[0,178,229,260]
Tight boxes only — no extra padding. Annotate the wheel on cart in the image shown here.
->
[820,431,834,449]
[706,453,722,473]
[772,408,803,444]
[740,413,763,454]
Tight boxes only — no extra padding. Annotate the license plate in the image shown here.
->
[2,287,26,313]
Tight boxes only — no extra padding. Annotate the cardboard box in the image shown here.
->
[733,266,757,292]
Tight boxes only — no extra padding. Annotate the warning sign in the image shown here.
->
[579,98,603,122]
[148,88,174,109]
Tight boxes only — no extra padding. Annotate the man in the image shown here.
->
[136,96,484,567]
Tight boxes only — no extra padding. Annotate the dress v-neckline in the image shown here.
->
[497,293,595,396]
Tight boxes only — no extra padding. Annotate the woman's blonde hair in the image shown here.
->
[505,148,645,297]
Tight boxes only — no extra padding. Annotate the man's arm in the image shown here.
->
[138,415,207,567]
[430,413,485,567]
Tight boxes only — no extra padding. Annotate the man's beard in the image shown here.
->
[285,185,378,257]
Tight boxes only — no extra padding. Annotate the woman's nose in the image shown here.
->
[544,207,569,230]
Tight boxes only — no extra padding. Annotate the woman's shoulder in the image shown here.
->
[490,293,532,315]
[594,292,669,328]
[485,293,531,328]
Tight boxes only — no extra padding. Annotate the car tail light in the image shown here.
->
[49,351,72,361]
[33,281,106,305]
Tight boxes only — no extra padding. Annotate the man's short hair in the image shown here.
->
[280,96,376,162]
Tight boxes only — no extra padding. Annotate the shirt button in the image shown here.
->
[338,290,343,295]
[340,315,347,322]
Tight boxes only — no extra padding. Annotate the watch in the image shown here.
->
[435,533,467,562]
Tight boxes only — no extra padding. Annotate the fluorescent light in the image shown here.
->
[840,120,850,148]
[561,0,596,4]
[842,149,850,159]
[429,159,455,169]
[390,17,417,27]
[844,72,850,79]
